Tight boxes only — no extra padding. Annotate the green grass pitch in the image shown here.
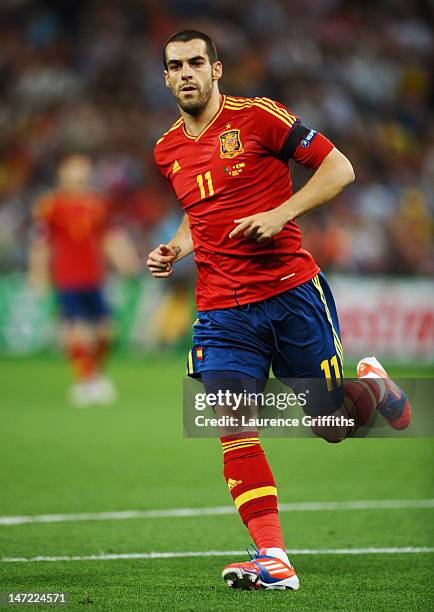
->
[0,355,433,610]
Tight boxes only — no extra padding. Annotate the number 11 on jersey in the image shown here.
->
[196,171,214,199]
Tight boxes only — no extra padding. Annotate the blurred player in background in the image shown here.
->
[148,31,412,591]
[29,152,140,406]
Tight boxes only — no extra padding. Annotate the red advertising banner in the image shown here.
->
[332,276,434,362]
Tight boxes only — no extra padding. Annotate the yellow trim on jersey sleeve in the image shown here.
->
[227,96,297,124]
[261,97,297,124]
[155,118,183,145]
[225,96,297,128]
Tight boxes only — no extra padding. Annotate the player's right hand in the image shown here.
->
[146,244,176,278]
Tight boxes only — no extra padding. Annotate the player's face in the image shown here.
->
[164,40,222,116]
[58,155,93,190]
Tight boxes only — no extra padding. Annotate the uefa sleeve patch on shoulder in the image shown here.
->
[300,129,317,147]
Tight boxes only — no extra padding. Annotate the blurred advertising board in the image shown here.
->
[331,275,434,363]
[0,274,432,363]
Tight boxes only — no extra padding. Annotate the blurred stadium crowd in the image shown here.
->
[0,0,433,276]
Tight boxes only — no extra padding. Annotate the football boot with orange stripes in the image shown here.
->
[222,549,299,590]
[357,356,411,430]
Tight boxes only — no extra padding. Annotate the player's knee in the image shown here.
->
[310,423,347,444]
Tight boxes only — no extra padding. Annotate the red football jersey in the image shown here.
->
[33,189,108,289]
[154,95,334,310]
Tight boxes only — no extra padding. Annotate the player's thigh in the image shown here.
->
[271,273,343,378]
[201,370,267,436]
[187,308,272,380]
[201,370,268,401]
[271,273,344,415]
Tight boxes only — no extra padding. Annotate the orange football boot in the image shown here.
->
[357,356,411,430]
[222,552,299,590]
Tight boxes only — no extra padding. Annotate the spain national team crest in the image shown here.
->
[219,129,244,159]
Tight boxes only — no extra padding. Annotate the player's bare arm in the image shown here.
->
[230,147,355,243]
[28,235,51,293]
[147,213,193,278]
[104,228,141,277]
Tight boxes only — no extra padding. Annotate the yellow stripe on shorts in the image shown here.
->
[311,275,344,368]
[187,350,193,375]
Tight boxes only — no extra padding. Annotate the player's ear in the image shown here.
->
[164,70,170,87]
[212,61,223,82]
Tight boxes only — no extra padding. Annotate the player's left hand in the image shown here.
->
[229,210,287,242]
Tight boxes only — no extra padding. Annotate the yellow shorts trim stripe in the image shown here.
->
[312,275,343,356]
[234,486,277,510]
[311,275,344,369]
[187,350,193,375]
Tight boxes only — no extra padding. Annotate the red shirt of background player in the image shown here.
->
[33,190,108,290]
[154,95,334,310]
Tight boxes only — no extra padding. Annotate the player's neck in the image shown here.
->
[181,91,222,137]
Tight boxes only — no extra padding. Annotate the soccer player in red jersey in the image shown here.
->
[30,153,139,406]
[147,30,411,590]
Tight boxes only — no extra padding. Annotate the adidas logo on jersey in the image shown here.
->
[172,160,181,174]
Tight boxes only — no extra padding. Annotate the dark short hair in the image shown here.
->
[163,29,218,69]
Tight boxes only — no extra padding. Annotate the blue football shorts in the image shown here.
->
[57,287,110,322]
[187,272,344,413]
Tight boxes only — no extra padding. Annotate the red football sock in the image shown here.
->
[221,432,284,550]
[247,512,285,550]
[95,336,110,370]
[67,342,97,381]
[343,378,381,428]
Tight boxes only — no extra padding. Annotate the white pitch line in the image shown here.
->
[2,547,434,564]
[0,499,433,527]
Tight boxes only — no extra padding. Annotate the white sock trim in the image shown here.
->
[265,547,291,567]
